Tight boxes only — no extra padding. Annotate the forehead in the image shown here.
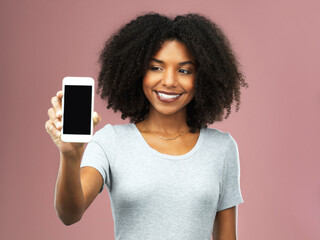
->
[152,40,194,62]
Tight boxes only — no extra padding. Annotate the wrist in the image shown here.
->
[60,147,85,163]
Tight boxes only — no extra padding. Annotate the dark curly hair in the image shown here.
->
[97,12,249,133]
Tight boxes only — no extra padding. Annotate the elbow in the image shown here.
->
[57,210,83,226]
[54,202,84,226]
[60,216,82,226]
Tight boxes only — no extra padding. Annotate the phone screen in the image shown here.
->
[63,85,92,135]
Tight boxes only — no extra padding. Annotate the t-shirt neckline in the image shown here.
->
[130,123,205,160]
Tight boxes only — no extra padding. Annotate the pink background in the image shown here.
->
[1,0,319,239]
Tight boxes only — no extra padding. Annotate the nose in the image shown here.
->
[161,69,178,87]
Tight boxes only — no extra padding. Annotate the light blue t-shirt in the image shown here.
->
[80,123,244,239]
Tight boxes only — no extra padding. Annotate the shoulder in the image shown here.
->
[92,123,115,141]
[203,126,233,144]
[203,127,239,157]
[92,123,134,143]
[88,124,132,162]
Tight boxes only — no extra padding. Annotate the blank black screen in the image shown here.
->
[63,85,92,134]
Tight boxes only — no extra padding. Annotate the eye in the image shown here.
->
[179,69,192,74]
[150,66,163,71]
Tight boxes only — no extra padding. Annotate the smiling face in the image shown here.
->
[142,40,196,117]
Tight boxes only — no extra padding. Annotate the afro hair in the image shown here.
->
[97,12,249,133]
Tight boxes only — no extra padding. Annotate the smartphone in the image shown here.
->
[61,76,95,143]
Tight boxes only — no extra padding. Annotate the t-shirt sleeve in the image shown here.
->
[217,133,244,212]
[80,124,115,193]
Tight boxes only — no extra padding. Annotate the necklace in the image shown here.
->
[142,122,190,140]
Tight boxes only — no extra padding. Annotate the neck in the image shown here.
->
[142,106,189,135]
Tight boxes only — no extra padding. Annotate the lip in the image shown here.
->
[154,90,183,103]
[155,90,184,95]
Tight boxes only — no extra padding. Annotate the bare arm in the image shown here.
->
[54,151,103,225]
[45,90,102,225]
[212,206,238,240]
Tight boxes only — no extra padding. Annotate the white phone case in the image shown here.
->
[61,76,94,143]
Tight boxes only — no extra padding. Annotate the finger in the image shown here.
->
[45,120,61,137]
[93,111,101,127]
[93,111,100,121]
[51,96,62,118]
[56,90,63,100]
[45,120,53,133]
[55,90,63,118]
[48,108,62,129]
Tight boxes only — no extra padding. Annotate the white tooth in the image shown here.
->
[158,92,180,98]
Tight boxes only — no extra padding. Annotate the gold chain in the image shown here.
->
[142,122,189,140]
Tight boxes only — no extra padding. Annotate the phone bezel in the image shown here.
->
[61,76,95,143]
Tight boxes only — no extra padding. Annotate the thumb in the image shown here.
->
[93,111,101,128]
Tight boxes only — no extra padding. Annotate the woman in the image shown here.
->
[45,13,248,239]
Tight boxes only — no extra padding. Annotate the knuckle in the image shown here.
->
[55,120,61,128]
[56,109,62,116]
[54,129,61,137]
[45,121,52,132]
[47,108,53,115]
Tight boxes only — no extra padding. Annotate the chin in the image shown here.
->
[152,105,187,116]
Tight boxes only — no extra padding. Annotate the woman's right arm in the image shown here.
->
[45,90,102,225]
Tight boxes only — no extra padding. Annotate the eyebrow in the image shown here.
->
[150,58,195,66]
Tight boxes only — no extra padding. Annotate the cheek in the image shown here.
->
[188,89,195,101]
[185,78,195,100]
[142,72,153,87]
[185,77,195,93]
[142,76,153,98]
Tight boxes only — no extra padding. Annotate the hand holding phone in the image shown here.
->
[45,77,101,155]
